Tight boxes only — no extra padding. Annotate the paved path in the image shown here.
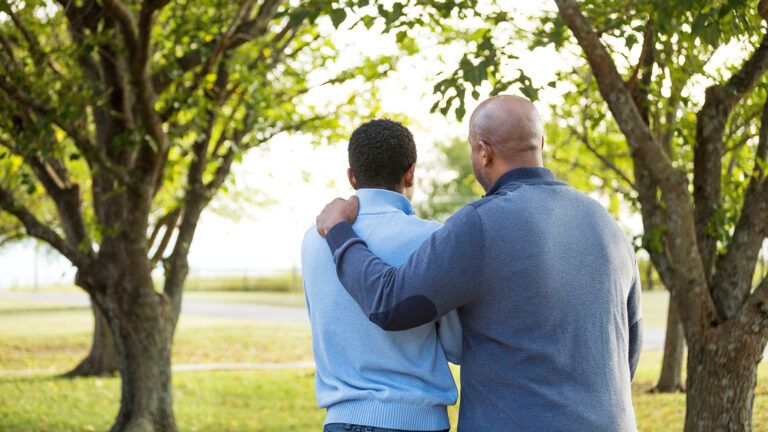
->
[0,361,316,378]
[0,291,308,325]
[0,291,671,350]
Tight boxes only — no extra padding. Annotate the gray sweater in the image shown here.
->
[325,167,642,431]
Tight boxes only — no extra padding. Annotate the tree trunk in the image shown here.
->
[101,284,178,432]
[645,261,655,290]
[684,329,761,432]
[65,297,118,377]
[653,299,685,392]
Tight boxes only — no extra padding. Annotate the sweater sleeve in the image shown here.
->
[627,261,643,381]
[325,204,485,331]
[437,311,462,365]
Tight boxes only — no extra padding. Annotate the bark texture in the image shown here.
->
[65,300,118,377]
[105,290,177,432]
[684,330,762,431]
[654,301,685,393]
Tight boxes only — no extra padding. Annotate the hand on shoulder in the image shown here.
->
[316,195,359,237]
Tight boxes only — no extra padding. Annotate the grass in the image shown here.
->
[0,370,323,432]
[184,290,306,308]
[642,290,670,328]
[0,306,311,372]
[9,271,303,294]
[183,272,302,292]
[2,295,768,431]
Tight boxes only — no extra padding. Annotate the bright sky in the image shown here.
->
[0,2,756,289]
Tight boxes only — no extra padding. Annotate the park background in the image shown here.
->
[1,0,768,431]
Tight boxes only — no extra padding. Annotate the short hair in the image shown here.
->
[348,119,417,189]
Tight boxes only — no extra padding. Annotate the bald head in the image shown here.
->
[467,95,545,190]
[469,95,544,160]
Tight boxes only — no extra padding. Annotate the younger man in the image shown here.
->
[302,119,461,432]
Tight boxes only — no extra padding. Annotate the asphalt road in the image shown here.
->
[1,291,672,350]
[0,291,308,325]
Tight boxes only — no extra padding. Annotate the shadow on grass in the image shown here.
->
[0,374,63,384]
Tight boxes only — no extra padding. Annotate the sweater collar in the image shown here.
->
[356,188,414,216]
[484,166,557,197]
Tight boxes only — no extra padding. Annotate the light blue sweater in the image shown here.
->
[301,188,461,430]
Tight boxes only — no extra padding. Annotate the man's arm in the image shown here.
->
[627,261,643,381]
[324,204,485,331]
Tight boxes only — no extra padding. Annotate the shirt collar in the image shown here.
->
[356,188,414,216]
[484,166,557,197]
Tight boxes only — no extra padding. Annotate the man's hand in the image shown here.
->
[316,195,360,237]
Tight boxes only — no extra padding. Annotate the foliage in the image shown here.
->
[0,0,401,256]
[414,138,482,222]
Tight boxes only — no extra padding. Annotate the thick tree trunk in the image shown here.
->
[78,245,182,432]
[105,289,177,432]
[65,298,118,377]
[684,330,761,432]
[654,300,685,392]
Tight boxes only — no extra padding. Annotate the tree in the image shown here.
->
[544,66,686,393]
[425,0,768,429]
[553,3,768,428]
[414,138,482,222]
[1,137,118,378]
[0,0,401,430]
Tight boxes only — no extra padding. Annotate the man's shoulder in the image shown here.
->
[354,212,441,261]
[361,211,441,236]
[301,225,329,258]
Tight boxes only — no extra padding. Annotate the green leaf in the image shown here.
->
[455,103,466,120]
[330,9,347,28]
[289,10,311,28]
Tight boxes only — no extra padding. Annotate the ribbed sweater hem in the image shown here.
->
[324,400,450,431]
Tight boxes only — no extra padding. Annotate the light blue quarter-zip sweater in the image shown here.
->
[301,188,462,431]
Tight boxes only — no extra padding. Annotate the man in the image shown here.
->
[316,96,643,431]
[302,119,462,432]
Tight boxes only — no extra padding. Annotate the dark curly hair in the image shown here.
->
[348,119,417,190]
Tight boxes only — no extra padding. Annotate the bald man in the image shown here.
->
[315,95,642,431]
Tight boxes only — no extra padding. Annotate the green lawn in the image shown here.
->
[1,294,768,431]
[184,290,306,308]
[642,289,671,328]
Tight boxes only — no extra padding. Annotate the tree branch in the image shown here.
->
[151,0,287,95]
[148,207,181,267]
[101,0,138,53]
[742,273,768,335]
[567,124,634,188]
[0,76,126,182]
[0,187,88,267]
[555,0,715,334]
[625,20,653,92]
[695,33,768,287]
[3,5,64,78]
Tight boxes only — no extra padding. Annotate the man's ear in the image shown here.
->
[541,135,545,151]
[403,164,415,188]
[478,140,494,167]
[347,168,359,190]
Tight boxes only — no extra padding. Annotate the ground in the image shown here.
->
[0,290,767,431]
